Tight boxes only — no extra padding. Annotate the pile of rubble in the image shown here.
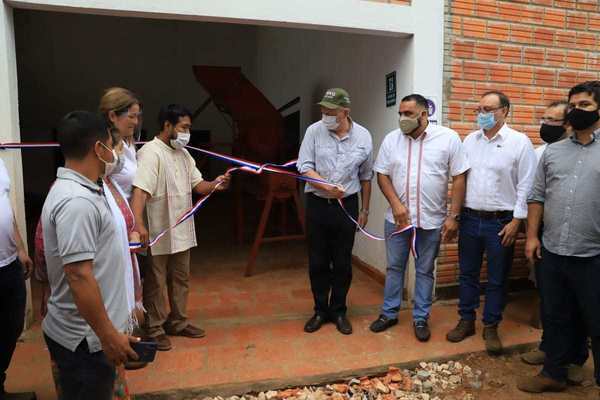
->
[207,361,483,400]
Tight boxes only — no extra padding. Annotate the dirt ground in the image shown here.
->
[458,352,598,400]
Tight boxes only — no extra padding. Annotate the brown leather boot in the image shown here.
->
[517,373,566,393]
[521,349,545,365]
[446,319,475,343]
[153,334,172,351]
[483,324,503,355]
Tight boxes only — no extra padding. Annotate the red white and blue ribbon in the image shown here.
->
[1,141,418,257]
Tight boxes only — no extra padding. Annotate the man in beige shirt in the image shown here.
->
[131,104,229,351]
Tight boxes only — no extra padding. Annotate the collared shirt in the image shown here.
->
[133,138,204,256]
[0,158,17,268]
[534,144,547,164]
[297,119,374,198]
[463,124,537,219]
[41,168,129,353]
[111,140,137,200]
[528,132,600,257]
[374,125,470,229]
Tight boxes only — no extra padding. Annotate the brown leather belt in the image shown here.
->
[462,207,513,220]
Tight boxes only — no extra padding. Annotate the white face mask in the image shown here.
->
[170,131,191,150]
[105,152,125,177]
[98,142,118,177]
[322,114,340,131]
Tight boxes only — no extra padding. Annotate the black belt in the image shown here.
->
[308,192,357,204]
[462,207,513,220]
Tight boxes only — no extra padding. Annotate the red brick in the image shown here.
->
[500,45,522,64]
[510,23,534,44]
[522,87,544,106]
[463,60,488,81]
[577,71,600,82]
[498,3,540,25]
[533,68,556,87]
[474,0,499,19]
[576,32,598,51]
[566,10,588,30]
[542,8,566,28]
[462,17,487,39]
[587,54,600,71]
[453,0,475,16]
[544,87,567,103]
[512,105,537,124]
[512,65,534,85]
[555,30,576,48]
[452,40,475,59]
[451,80,476,101]
[545,49,566,68]
[474,42,500,61]
[523,47,545,66]
[447,60,463,79]
[531,0,553,5]
[489,63,511,83]
[576,0,597,12]
[487,21,510,41]
[589,17,600,32]
[447,101,463,121]
[451,16,463,35]
[558,71,579,88]
[533,27,555,46]
[566,50,587,70]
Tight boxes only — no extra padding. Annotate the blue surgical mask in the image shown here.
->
[477,112,496,131]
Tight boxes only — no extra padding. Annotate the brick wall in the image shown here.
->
[439,0,600,286]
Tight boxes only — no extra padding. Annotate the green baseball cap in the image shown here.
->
[317,88,351,109]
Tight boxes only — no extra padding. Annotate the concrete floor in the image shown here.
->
[5,198,541,399]
[6,242,542,400]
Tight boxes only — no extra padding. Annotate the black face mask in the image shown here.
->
[539,124,566,144]
[566,107,600,131]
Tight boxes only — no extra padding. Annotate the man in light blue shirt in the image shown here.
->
[297,88,374,335]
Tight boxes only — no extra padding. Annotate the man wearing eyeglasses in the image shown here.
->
[446,90,537,355]
[520,100,589,384]
[519,81,600,394]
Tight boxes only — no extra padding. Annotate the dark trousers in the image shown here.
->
[536,261,589,366]
[0,260,26,394]
[457,213,515,325]
[44,334,116,400]
[538,248,599,385]
[306,193,358,318]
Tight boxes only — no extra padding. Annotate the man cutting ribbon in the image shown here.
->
[130,104,230,351]
[297,88,374,335]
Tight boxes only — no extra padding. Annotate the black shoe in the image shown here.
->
[370,315,398,333]
[334,315,353,335]
[414,320,431,342]
[304,314,327,333]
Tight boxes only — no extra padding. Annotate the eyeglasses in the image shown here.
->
[540,118,564,126]
[473,106,504,114]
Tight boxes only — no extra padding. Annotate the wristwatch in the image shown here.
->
[450,213,461,222]
[360,209,369,215]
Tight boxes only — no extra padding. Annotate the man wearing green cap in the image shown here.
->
[297,88,374,335]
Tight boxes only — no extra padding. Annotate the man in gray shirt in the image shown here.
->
[297,88,374,335]
[42,111,138,400]
[519,81,600,394]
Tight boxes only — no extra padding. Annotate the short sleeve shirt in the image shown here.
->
[133,138,203,255]
[41,168,129,353]
[374,125,470,229]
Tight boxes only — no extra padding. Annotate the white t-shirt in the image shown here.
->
[374,124,470,229]
[535,144,547,164]
[111,140,137,200]
[0,158,17,267]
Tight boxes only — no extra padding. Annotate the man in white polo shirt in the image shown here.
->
[447,90,536,355]
[0,157,34,400]
[369,94,469,342]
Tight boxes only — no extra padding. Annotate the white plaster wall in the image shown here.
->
[14,10,259,197]
[0,3,33,325]
[254,27,412,271]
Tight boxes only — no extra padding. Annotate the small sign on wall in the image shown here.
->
[386,71,396,107]
[425,95,440,125]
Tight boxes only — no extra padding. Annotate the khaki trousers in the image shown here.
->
[143,250,190,337]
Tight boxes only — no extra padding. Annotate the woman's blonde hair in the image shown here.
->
[99,87,140,122]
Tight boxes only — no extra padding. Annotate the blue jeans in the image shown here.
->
[381,221,441,322]
[458,213,514,325]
